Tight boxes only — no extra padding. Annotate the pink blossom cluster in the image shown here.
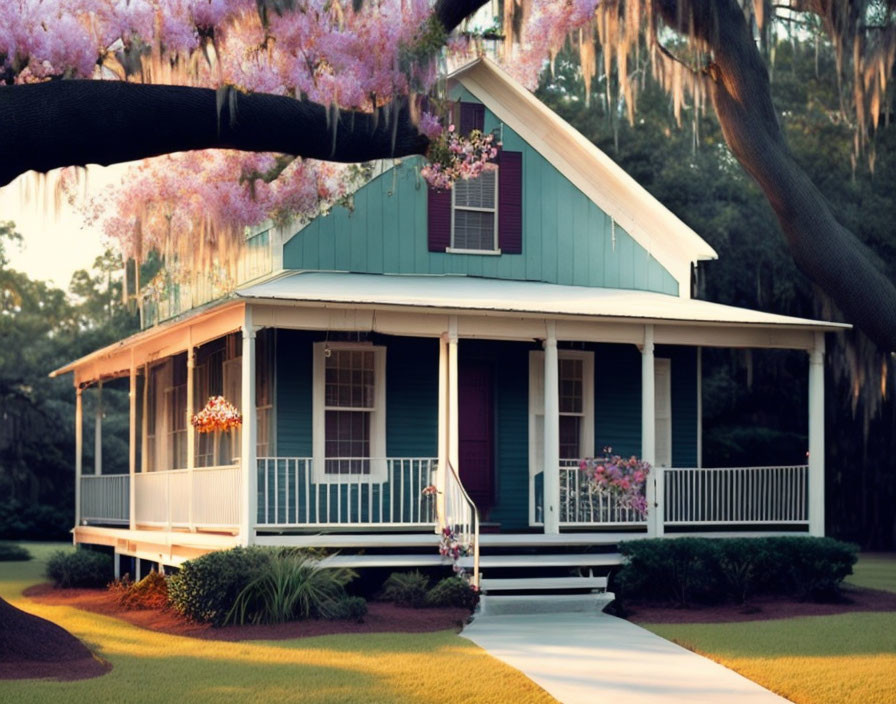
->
[420,125,500,190]
[191,395,242,433]
[579,449,650,516]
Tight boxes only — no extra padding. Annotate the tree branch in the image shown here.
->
[656,0,896,351]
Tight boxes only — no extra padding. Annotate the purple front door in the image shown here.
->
[458,361,495,514]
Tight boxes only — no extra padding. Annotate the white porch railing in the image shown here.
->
[443,461,480,587]
[663,465,809,525]
[559,462,648,527]
[80,475,130,525]
[256,457,437,527]
[134,465,241,529]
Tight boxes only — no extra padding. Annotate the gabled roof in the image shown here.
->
[450,57,718,294]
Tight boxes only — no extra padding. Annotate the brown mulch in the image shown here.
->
[0,597,110,681]
[624,584,896,625]
[23,583,471,641]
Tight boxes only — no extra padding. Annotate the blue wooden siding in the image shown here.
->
[593,343,643,458]
[385,338,438,457]
[282,100,678,295]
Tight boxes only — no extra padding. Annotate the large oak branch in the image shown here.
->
[0,81,431,186]
[657,0,896,351]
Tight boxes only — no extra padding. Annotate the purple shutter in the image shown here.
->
[460,102,485,134]
[498,151,522,254]
[428,186,451,252]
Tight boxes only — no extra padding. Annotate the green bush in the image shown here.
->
[0,500,71,541]
[226,553,355,625]
[617,538,720,606]
[168,546,273,626]
[381,570,429,608]
[615,536,858,606]
[425,577,478,610]
[766,537,858,600]
[0,543,31,561]
[46,548,113,588]
[326,595,368,622]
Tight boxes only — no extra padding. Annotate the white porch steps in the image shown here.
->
[317,551,623,570]
[478,574,614,616]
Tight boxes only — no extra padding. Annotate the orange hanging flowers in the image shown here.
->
[191,396,242,434]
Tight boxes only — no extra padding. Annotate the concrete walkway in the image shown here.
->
[461,612,791,704]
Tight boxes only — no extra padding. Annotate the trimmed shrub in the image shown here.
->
[109,571,169,610]
[0,501,71,541]
[326,595,368,622]
[46,549,113,588]
[425,577,478,610]
[0,543,31,561]
[615,536,858,606]
[226,553,355,625]
[168,546,273,626]
[765,537,858,600]
[381,570,429,608]
[617,538,720,607]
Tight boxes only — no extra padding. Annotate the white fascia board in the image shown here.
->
[454,58,717,295]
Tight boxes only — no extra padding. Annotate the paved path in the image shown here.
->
[461,612,791,704]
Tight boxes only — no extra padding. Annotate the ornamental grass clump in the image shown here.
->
[226,553,355,625]
[109,571,169,610]
[381,570,430,608]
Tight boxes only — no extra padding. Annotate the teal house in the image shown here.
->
[53,58,844,583]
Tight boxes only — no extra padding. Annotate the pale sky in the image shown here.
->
[0,164,131,288]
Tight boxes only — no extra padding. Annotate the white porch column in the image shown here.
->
[808,332,825,536]
[94,381,103,475]
[128,355,137,531]
[239,307,258,546]
[75,386,83,530]
[543,321,560,534]
[436,334,449,530]
[186,339,195,531]
[447,318,459,475]
[641,325,660,536]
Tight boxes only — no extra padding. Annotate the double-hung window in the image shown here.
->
[313,343,386,482]
[450,169,499,253]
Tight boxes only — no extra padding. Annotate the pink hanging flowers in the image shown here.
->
[421,125,501,190]
[191,396,242,434]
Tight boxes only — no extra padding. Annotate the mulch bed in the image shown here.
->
[23,583,471,641]
[0,597,110,681]
[624,584,896,625]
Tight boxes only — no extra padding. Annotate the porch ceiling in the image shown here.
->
[237,271,848,333]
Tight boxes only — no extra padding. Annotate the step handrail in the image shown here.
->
[443,460,481,589]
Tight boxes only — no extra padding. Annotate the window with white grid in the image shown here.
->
[313,343,386,481]
[559,357,584,460]
[451,169,498,251]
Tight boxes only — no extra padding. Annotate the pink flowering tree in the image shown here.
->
[0,0,895,351]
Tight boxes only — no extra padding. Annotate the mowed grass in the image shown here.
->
[640,553,896,704]
[846,552,896,594]
[1,544,555,704]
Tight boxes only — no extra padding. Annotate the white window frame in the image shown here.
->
[527,349,594,525]
[449,168,500,254]
[312,342,387,483]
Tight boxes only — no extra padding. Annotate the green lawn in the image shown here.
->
[639,553,896,704]
[1,544,554,704]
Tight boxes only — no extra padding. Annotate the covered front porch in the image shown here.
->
[57,273,843,564]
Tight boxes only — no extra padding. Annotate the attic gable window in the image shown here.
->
[450,169,498,253]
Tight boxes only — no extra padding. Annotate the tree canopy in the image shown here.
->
[1,0,895,350]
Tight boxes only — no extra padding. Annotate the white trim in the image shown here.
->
[445,247,502,256]
[808,332,825,536]
[312,342,387,483]
[696,347,703,469]
[450,163,499,253]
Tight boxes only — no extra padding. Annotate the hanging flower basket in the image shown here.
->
[191,396,242,434]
